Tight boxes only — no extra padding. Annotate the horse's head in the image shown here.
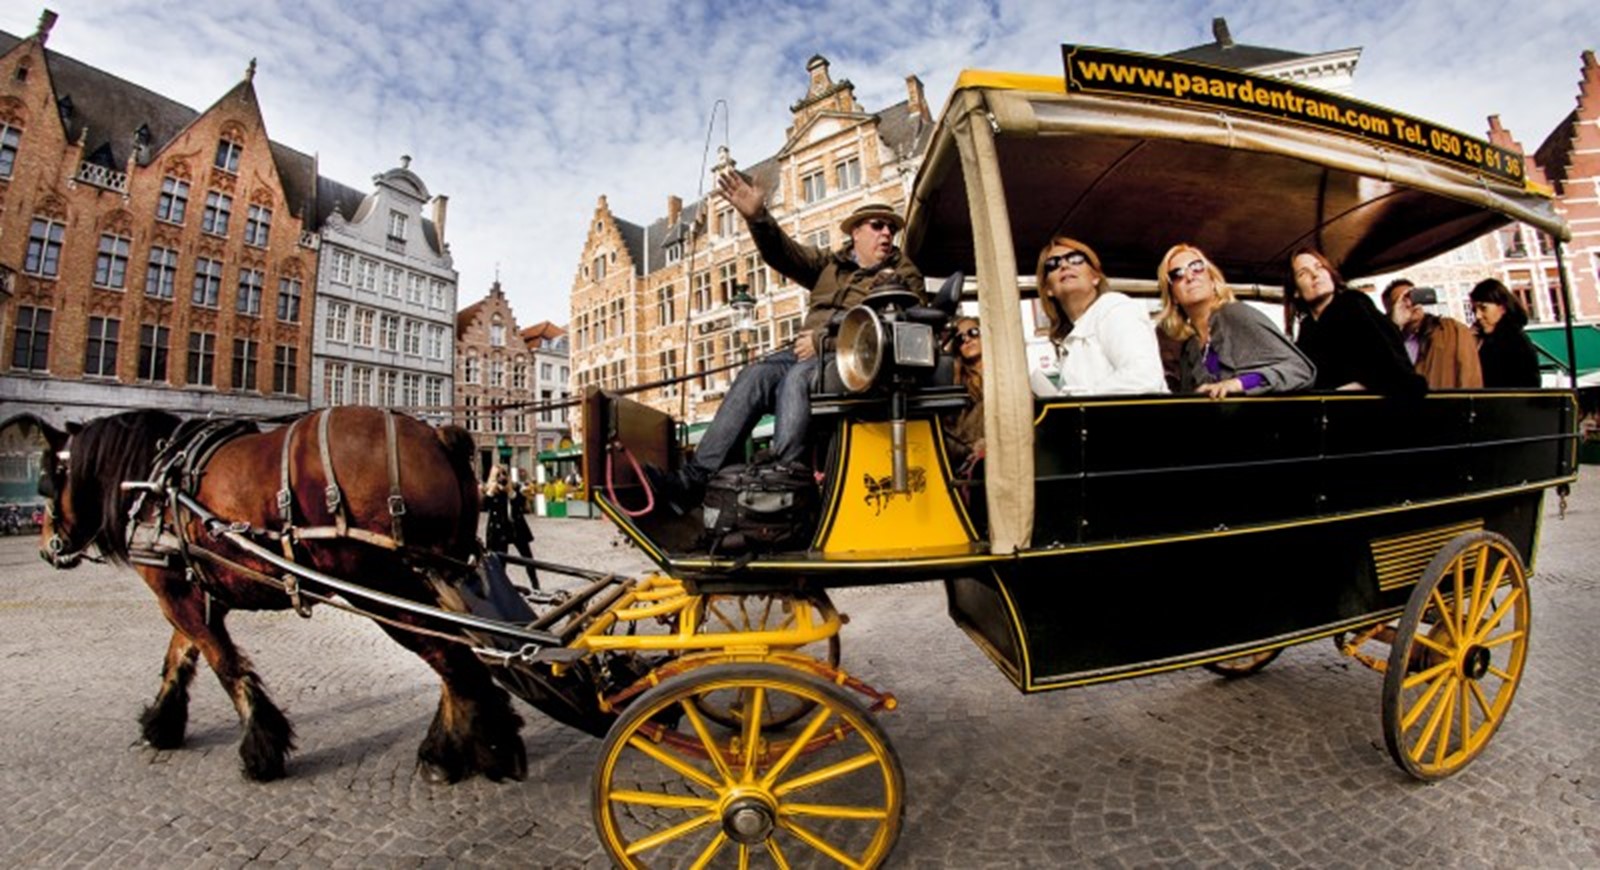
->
[33,418,91,569]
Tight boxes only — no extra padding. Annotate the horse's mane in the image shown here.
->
[70,410,181,565]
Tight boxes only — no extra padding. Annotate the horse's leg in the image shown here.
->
[140,568,296,780]
[376,623,525,783]
[138,630,199,749]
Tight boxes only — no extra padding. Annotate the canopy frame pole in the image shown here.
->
[1552,239,1579,389]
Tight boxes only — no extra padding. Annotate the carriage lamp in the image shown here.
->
[730,283,757,350]
[835,288,940,495]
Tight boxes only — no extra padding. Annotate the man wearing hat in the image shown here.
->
[648,170,926,510]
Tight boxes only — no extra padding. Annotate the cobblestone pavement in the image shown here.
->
[2,471,1597,868]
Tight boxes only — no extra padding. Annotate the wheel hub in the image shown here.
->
[1461,644,1492,680]
[722,793,777,844]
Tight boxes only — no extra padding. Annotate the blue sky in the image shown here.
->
[1,1,1592,326]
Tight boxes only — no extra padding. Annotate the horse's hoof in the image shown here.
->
[239,758,286,782]
[418,759,457,784]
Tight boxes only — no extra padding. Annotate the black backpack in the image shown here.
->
[701,462,821,554]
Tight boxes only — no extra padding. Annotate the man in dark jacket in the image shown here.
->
[650,170,925,510]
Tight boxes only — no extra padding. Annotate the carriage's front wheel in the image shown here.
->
[1382,531,1530,781]
[1202,648,1282,678]
[691,594,843,729]
[593,662,904,869]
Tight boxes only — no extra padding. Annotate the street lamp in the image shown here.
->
[730,282,757,355]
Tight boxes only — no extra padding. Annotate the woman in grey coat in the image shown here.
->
[1156,244,1315,398]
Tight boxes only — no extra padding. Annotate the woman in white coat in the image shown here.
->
[1031,236,1167,396]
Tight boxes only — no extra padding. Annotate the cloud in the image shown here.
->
[2,0,1591,327]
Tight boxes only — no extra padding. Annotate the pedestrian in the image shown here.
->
[482,465,537,589]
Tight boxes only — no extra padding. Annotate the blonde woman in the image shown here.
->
[1156,243,1314,398]
[1031,237,1167,396]
[945,316,986,468]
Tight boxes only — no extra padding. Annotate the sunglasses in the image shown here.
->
[863,219,896,233]
[1166,258,1207,283]
[1043,251,1090,272]
[959,327,982,341]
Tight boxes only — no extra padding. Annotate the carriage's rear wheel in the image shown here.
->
[1382,531,1529,781]
[1202,648,1282,678]
[593,662,903,869]
[691,594,843,729]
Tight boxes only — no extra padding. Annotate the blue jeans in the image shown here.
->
[690,349,818,475]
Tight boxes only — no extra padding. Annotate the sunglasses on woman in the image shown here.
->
[959,327,981,341]
[1043,251,1090,272]
[1166,258,1207,283]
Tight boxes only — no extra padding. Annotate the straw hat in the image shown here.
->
[839,202,905,235]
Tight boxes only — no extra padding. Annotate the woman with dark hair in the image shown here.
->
[483,465,538,589]
[1288,247,1425,396]
[944,315,986,469]
[1157,243,1314,398]
[1470,278,1541,388]
[1031,236,1167,396]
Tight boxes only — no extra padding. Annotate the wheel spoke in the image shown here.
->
[1460,676,1474,749]
[682,698,735,785]
[608,789,717,810]
[1413,632,1453,657]
[1452,556,1467,639]
[780,817,866,870]
[690,831,728,870]
[766,837,793,870]
[628,734,722,791]
[1400,664,1451,730]
[773,751,881,798]
[741,687,767,782]
[1471,588,1524,645]
[1479,629,1526,650]
[1433,677,1459,768]
[1487,664,1517,681]
[781,801,891,821]
[737,841,751,870]
[1401,659,1454,692]
[1468,678,1494,720]
[623,811,719,857]
[760,704,835,790]
[1409,677,1458,764]
[1428,588,1464,647]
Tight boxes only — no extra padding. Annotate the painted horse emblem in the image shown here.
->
[862,467,926,516]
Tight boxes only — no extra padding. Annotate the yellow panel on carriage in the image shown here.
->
[816,420,976,554]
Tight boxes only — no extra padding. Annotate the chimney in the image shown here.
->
[431,194,448,245]
[1212,17,1234,49]
[906,75,929,120]
[806,55,833,98]
[667,194,682,227]
[36,9,57,46]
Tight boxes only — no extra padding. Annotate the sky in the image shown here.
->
[1,1,1593,327]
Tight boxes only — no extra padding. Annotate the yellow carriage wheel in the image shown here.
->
[593,662,904,869]
[1382,531,1530,781]
[1203,648,1283,678]
[692,594,843,729]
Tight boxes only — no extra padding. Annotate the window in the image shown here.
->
[430,280,447,310]
[383,266,402,297]
[513,359,528,390]
[11,307,51,371]
[744,255,768,294]
[244,205,272,247]
[145,247,179,299]
[0,124,19,178]
[717,210,735,237]
[512,412,528,434]
[402,319,422,355]
[331,250,353,285]
[807,230,831,249]
[427,324,446,360]
[490,315,505,346]
[406,273,424,305]
[191,258,223,307]
[593,255,607,281]
[351,366,373,404]
[202,191,232,236]
[402,373,420,407]
[464,395,479,432]
[324,362,347,405]
[692,272,712,312]
[378,369,397,405]
[273,345,298,393]
[353,308,374,346]
[659,348,679,398]
[464,355,480,384]
[358,258,378,292]
[388,210,407,241]
[137,324,170,382]
[277,278,301,323]
[186,331,216,386]
[695,340,714,389]
[156,177,189,223]
[379,313,399,351]
[232,338,258,390]
[801,170,826,203]
[95,234,131,289]
[327,302,350,342]
[540,362,554,380]
[488,405,504,434]
[835,156,861,191]
[24,218,65,277]
[718,261,739,304]
[658,283,677,326]
[666,243,682,264]
[490,358,505,387]
[213,138,242,173]
[84,317,119,377]
[539,390,554,423]
[425,377,443,410]
[236,269,264,316]
[1537,232,1555,257]
[1501,227,1527,258]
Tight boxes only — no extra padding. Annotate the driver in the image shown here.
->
[647,172,925,512]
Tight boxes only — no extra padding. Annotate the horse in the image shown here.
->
[27,407,526,784]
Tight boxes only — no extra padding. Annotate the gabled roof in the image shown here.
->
[520,321,567,349]
[615,218,646,274]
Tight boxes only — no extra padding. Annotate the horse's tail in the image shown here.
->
[434,424,481,549]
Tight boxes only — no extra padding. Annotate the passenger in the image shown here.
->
[1030,237,1167,396]
[1288,247,1426,396]
[944,316,985,469]
[1381,279,1483,389]
[482,466,537,589]
[1469,278,1541,388]
[647,171,925,510]
[1156,244,1315,398]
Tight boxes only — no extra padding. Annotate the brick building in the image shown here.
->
[455,280,547,475]
[520,319,571,455]
[567,55,933,440]
[0,13,317,425]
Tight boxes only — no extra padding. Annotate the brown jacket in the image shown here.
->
[746,212,926,341]
[1413,314,1483,389]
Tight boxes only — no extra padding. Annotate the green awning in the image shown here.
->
[1527,324,1600,380]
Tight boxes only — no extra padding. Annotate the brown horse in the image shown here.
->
[29,407,525,784]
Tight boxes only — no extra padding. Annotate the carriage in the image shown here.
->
[23,46,1580,868]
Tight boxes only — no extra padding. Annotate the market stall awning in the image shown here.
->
[1528,323,1600,383]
